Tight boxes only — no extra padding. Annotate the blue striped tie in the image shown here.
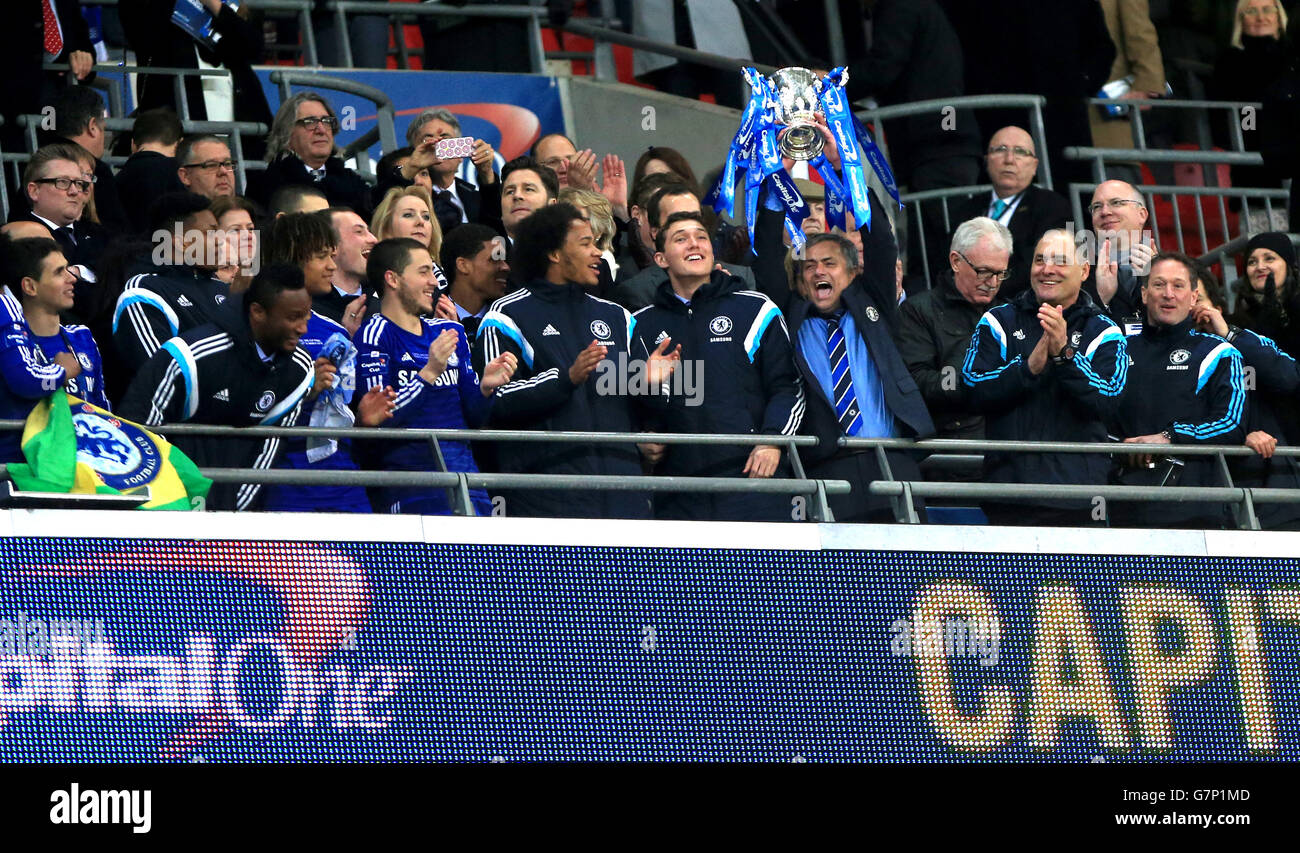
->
[826,315,863,436]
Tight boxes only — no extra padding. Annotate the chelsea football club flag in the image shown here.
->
[7,391,211,511]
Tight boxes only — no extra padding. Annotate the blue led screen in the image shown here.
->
[1,538,1297,761]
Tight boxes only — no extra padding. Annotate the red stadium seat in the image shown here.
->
[1142,144,1238,257]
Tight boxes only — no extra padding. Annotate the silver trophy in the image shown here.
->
[769,67,824,161]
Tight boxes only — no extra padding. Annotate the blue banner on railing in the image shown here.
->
[2,522,1297,761]
[254,69,564,163]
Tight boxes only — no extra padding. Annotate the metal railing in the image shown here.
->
[843,437,1300,530]
[0,421,844,521]
[1066,179,1289,259]
[894,183,992,285]
[1064,145,1266,184]
[0,114,269,219]
[1,417,1296,528]
[267,70,398,176]
[859,95,1053,189]
[1197,232,1300,311]
[77,0,321,66]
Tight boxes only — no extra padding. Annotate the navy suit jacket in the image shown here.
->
[752,189,935,464]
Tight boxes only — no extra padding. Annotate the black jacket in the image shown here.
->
[962,288,1127,504]
[947,185,1073,301]
[472,279,650,519]
[1114,318,1246,527]
[1226,325,1300,528]
[1227,276,1300,361]
[112,260,239,375]
[609,262,756,313]
[114,151,186,235]
[258,153,372,221]
[753,192,935,465]
[630,271,804,520]
[13,212,107,279]
[895,270,995,439]
[117,322,315,511]
[119,0,273,158]
[845,0,981,183]
[0,0,92,152]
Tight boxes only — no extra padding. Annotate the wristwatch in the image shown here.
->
[1052,346,1076,365]
[1225,325,1242,343]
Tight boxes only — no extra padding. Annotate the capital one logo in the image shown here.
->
[0,543,399,759]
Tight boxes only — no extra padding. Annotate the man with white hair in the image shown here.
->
[896,217,1012,439]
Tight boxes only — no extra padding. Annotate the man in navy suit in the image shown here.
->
[946,127,1072,300]
[751,136,935,522]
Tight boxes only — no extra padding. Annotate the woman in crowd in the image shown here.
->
[210,195,261,293]
[632,146,700,195]
[1227,232,1300,358]
[371,186,444,271]
[1210,0,1296,190]
[560,187,619,288]
[370,185,454,316]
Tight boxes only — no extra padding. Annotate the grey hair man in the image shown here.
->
[896,217,1013,439]
[391,108,499,225]
[260,91,372,218]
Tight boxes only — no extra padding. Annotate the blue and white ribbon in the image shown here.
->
[705,67,767,217]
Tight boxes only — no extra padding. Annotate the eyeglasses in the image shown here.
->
[182,159,236,173]
[34,177,92,193]
[294,115,339,132]
[1087,198,1146,215]
[987,145,1036,160]
[1243,6,1278,17]
[957,251,1010,282]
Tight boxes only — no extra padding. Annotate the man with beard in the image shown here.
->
[357,238,517,516]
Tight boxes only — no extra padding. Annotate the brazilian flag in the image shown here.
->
[6,391,211,510]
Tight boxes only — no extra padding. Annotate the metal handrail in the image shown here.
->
[327,0,550,74]
[1064,145,1265,187]
[1083,96,1262,156]
[7,115,270,199]
[1066,180,1289,265]
[860,95,1053,189]
[559,19,778,78]
[0,416,1293,525]
[267,70,398,166]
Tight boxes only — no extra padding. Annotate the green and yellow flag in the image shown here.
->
[6,391,211,510]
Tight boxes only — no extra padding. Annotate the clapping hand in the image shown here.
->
[480,352,518,395]
[419,329,461,383]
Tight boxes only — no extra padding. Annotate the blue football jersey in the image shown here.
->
[31,325,109,410]
[355,313,493,514]
[0,287,91,462]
